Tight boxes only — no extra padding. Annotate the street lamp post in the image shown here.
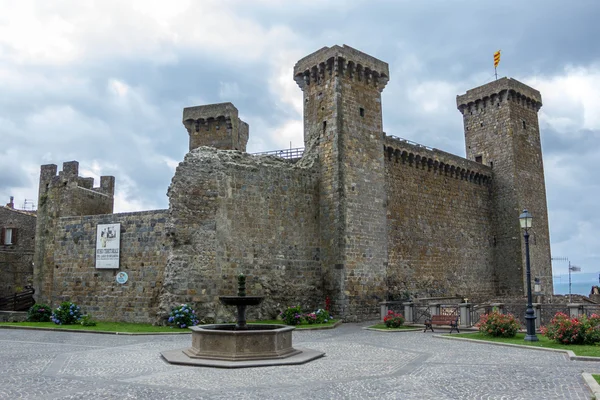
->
[519,209,538,342]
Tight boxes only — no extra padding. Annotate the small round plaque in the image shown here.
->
[116,271,128,284]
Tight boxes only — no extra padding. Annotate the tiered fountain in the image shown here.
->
[161,274,324,368]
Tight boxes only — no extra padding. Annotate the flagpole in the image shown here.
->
[569,260,572,303]
[495,67,498,81]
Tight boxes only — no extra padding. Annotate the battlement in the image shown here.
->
[293,45,389,92]
[182,102,249,152]
[456,77,542,114]
[384,136,492,185]
[39,161,115,197]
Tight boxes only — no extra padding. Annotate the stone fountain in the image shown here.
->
[161,274,324,368]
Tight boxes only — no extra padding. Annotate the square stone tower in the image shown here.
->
[33,161,115,303]
[183,102,249,152]
[294,45,390,320]
[457,78,553,296]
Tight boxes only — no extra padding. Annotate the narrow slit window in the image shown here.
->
[359,107,364,117]
[522,120,526,129]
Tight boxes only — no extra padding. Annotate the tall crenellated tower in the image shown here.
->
[457,78,553,296]
[33,161,115,304]
[294,45,390,320]
[182,102,249,152]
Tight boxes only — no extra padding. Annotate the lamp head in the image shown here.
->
[519,209,533,230]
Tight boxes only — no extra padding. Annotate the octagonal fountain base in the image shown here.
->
[161,324,325,368]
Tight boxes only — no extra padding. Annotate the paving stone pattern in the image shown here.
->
[0,324,597,399]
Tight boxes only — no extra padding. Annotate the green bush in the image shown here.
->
[80,315,97,326]
[280,305,304,325]
[51,302,83,325]
[476,310,520,338]
[27,304,52,322]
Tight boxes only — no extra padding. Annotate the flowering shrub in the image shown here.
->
[476,310,520,338]
[314,309,331,324]
[383,310,405,328]
[280,305,304,325]
[304,312,318,324]
[27,304,52,322]
[51,302,83,325]
[168,304,199,329]
[280,306,334,326]
[541,312,600,345]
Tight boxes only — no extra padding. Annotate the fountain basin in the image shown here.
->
[183,324,301,361]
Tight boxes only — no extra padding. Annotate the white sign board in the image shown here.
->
[95,223,120,269]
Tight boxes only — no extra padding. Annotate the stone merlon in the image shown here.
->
[456,77,542,111]
[183,102,239,122]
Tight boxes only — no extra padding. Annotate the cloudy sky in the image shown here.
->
[1,0,598,283]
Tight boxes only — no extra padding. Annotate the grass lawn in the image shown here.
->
[594,375,600,385]
[0,321,186,333]
[248,319,340,329]
[452,332,600,357]
[368,323,421,330]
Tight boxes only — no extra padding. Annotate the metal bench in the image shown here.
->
[424,314,459,333]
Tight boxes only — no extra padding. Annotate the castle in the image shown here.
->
[32,45,553,323]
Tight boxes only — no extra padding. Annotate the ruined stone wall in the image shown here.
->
[50,210,168,322]
[0,207,36,298]
[159,148,321,323]
[384,137,496,301]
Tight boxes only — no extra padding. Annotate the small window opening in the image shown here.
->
[359,107,364,117]
[475,155,483,164]
[2,228,13,245]
[322,121,327,132]
[522,120,526,129]
[490,161,494,168]
[480,122,484,127]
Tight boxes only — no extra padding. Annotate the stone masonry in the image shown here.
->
[457,78,552,296]
[33,45,553,323]
[0,198,36,299]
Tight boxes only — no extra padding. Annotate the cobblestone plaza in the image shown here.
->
[1,323,598,399]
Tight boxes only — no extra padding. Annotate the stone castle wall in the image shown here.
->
[158,148,322,323]
[384,137,495,301]
[34,161,115,305]
[51,210,168,322]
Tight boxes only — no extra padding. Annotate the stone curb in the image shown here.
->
[0,325,190,335]
[0,320,343,335]
[435,334,600,362]
[362,326,423,332]
[582,373,600,399]
[294,320,342,330]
